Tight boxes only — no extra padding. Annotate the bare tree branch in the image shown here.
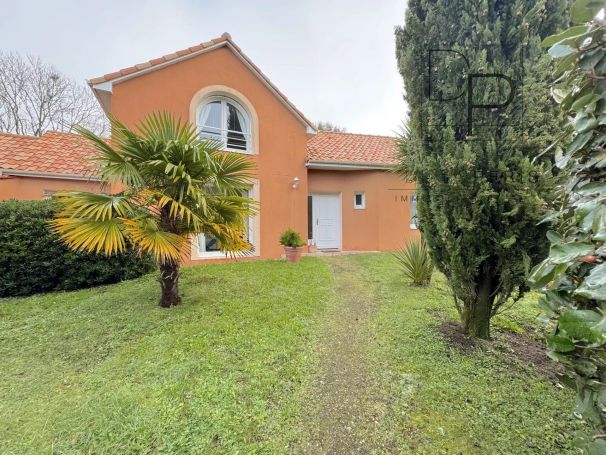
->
[0,52,108,136]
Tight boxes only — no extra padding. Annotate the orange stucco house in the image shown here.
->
[0,33,419,262]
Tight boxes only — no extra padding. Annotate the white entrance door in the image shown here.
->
[312,194,341,249]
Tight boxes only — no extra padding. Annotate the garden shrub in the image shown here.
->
[0,199,155,297]
[529,2,606,451]
[393,238,433,286]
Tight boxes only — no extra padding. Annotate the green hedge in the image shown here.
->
[0,199,156,297]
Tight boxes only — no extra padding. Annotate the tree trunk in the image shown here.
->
[462,267,494,340]
[159,261,181,308]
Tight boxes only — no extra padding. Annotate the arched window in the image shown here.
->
[197,96,251,152]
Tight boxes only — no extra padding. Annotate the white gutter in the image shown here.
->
[306,160,394,171]
[0,168,101,181]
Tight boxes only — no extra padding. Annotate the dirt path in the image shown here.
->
[295,255,394,454]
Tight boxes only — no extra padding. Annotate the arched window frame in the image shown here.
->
[196,96,252,154]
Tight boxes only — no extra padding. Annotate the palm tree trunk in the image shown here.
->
[159,261,181,307]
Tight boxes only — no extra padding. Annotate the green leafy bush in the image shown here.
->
[279,228,305,248]
[529,2,606,452]
[393,239,433,286]
[0,199,155,297]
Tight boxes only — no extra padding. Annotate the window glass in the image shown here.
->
[198,98,251,152]
[226,102,248,150]
[410,192,418,229]
[354,192,365,209]
[198,101,222,140]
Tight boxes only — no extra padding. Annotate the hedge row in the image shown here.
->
[0,199,156,298]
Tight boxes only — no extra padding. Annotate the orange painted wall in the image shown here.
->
[109,47,309,263]
[308,170,420,252]
[0,176,104,200]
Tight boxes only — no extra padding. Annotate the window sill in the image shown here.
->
[222,147,255,155]
[192,249,258,260]
[193,251,227,260]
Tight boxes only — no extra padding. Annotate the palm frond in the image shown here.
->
[208,151,256,194]
[202,223,252,257]
[53,191,134,220]
[137,112,199,145]
[154,192,202,230]
[204,195,257,225]
[122,217,186,264]
[50,217,126,255]
[73,122,144,187]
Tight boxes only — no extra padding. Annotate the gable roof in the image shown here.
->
[306,131,398,169]
[0,131,100,180]
[89,33,316,133]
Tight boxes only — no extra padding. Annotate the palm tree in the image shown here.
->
[51,112,255,307]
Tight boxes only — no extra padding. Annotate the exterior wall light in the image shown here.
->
[292,177,300,189]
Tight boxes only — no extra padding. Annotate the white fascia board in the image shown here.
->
[0,168,101,181]
[306,160,393,171]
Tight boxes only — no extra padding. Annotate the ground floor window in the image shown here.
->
[196,188,254,257]
[354,191,365,209]
[410,192,418,229]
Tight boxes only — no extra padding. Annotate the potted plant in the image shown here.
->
[279,228,306,263]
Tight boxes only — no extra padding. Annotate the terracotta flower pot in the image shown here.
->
[284,246,304,263]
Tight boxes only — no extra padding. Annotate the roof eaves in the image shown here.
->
[306,160,394,170]
[0,168,101,181]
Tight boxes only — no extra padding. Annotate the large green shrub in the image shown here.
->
[395,0,570,339]
[0,199,155,297]
[529,2,606,451]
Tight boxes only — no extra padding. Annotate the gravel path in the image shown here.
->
[295,255,394,454]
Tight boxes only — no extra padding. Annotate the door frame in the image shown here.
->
[309,192,342,250]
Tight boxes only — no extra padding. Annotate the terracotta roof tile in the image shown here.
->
[0,131,100,178]
[88,34,231,84]
[307,131,398,166]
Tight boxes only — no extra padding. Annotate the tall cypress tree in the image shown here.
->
[395,0,570,338]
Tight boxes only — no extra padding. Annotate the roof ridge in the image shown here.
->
[0,132,39,139]
[88,33,315,131]
[317,130,396,140]
[88,34,231,85]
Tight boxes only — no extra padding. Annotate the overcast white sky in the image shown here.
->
[0,0,408,136]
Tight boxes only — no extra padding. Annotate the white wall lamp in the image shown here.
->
[292,177,300,189]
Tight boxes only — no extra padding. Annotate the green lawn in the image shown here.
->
[357,253,581,454]
[0,258,333,454]
[0,254,582,454]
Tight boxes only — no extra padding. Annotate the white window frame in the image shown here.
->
[410,192,418,229]
[354,191,366,210]
[196,188,254,258]
[197,96,252,154]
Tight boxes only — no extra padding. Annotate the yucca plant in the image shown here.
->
[394,238,433,286]
[51,112,255,308]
